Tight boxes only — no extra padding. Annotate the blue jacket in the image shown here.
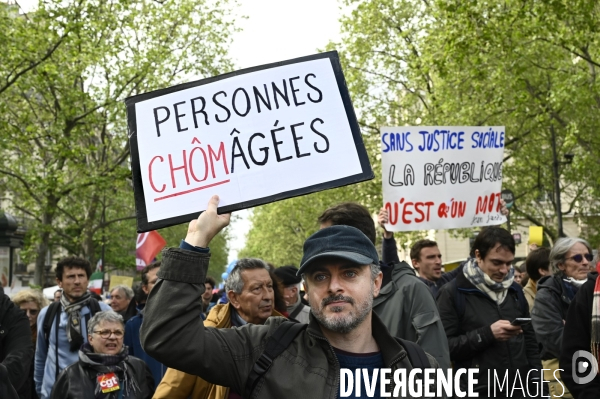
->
[125,309,167,387]
[34,301,110,399]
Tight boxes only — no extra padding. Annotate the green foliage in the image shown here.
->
[0,0,236,283]
[241,0,600,256]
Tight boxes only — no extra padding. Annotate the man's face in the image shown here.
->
[228,268,274,324]
[54,291,62,302]
[282,285,298,306]
[57,266,89,301]
[203,283,214,301]
[110,289,130,313]
[559,242,591,280]
[305,260,382,334]
[412,246,442,282]
[476,243,515,283]
[142,267,159,295]
[513,269,523,284]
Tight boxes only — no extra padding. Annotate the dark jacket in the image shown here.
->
[373,259,451,370]
[437,270,542,395]
[0,293,33,398]
[531,274,574,360]
[49,354,153,399]
[124,310,167,386]
[141,247,440,399]
[559,271,600,398]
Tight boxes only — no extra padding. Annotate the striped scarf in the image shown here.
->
[463,257,514,304]
[592,264,600,370]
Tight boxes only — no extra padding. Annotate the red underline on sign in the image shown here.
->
[154,180,231,202]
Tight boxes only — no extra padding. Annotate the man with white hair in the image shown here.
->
[273,265,310,323]
[110,285,137,322]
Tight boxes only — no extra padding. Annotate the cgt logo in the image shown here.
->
[572,350,599,385]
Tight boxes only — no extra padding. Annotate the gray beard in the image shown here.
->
[310,285,373,334]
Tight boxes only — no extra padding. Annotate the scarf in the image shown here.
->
[61,291,92,352]
[463,258,514,304]
[80,343,139,399]
[592,265,600,371]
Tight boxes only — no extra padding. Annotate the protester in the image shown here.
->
[124,262,166,389]
[0,290,33,399]
[514,265,524,285]
[532,237,592,398]
[559,263,600,397]
[319,202,450,369]
[12,289,48,399]
[53,290,62,303]
[154,258,284,398]
[110,285,137,322]
[35,256,110,399]
[379,209,464,293]
[142,196,439,398]
[50,311,153,399]
[437,226,542,397]
[267,264,290,315]
[202,276,216,317]
[523,247,551,312]
[273,265,310,323]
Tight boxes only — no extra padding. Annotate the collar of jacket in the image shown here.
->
[455,268,521,298]
[525,277,537,295]
[204,303,283,329]
[305,310,408,368]
[373,261,416,307]
[538,273,582,305]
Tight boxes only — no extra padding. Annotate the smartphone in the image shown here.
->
[511,318,531,326]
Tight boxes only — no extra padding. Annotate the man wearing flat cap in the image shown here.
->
[141,196,440,399]
[273,265,310,324]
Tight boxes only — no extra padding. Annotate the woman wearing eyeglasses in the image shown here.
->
[532,237,594,399]
[12,289,48,399]
[50,311,153,399]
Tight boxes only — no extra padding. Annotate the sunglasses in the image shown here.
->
[566,253,593,263]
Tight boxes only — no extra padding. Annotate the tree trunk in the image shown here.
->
[33,199,58,286]
[82,193,100,265]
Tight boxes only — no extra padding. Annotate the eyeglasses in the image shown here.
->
[566,253,593,263]
[23,309,39,316]
[93,330,124,339]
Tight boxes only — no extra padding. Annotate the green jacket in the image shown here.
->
[373,262,451,370]
[141,248,440,399]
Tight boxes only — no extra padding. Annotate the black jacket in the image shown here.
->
[559,271,600,399]
[437,270,542,395]
[50,355,154,399]
[531,274,573,360]
[0,293,33,398]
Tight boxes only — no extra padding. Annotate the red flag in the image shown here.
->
[136,231,166,266]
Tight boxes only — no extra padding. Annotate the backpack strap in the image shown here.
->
[89,298,101,315]
[395,338,431,369]
[245,321,307,398]
[288,303,304,321]
[43,302,61,352]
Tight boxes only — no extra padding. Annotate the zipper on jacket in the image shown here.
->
[309,332,341,399]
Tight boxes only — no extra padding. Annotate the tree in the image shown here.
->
[241,0,600,255]
[0,0,237,284]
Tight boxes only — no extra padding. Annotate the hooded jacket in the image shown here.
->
[532,274,574,360]
[373,260,451,370]
[154,303,283,399]
[141,247,440,399]
[437,270,542,395]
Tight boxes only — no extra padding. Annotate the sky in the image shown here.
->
[225,0,342,262]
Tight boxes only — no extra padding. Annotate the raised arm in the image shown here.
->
[378,207,400,265]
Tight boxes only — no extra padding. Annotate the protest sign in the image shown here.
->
[126,51,372,232]
[109,276,134,291]
[381,126,507,231]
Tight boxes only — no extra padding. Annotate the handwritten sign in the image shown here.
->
[381,126,507,231]
[126,52,372,232]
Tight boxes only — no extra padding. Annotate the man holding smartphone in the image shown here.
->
[436,227,542,397]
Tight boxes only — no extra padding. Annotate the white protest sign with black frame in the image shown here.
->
[381,126,507,231]
[126,51,373,232]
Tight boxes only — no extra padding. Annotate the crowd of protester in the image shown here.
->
[0,199,599,398]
